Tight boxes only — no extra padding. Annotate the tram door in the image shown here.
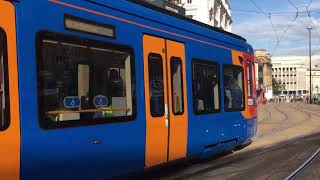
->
[143,35,188,167]
[0,1,20,180]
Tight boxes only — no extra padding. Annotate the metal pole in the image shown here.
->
[308,27,313,104]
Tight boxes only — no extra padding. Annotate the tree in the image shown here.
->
[272,78,285,95]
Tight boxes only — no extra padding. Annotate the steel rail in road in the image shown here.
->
[285,146,320,180]
[254,103,310,140]
[174,135,310,180]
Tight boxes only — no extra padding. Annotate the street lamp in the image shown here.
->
[307,27,313,104]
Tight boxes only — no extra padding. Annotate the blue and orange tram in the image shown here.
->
[0,0,257,179]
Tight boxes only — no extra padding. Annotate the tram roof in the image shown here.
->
[126,0,246,42]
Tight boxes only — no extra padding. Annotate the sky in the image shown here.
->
[230,0,320,59]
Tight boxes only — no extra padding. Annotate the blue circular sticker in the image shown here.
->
[63,96,81,108]
[93,95,108,108]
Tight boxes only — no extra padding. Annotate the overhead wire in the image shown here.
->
[272,12,299,56]
[231,8,320,15]
[307,13,320,56]
[288,0,298,10]
[305,0,320,56]
[245,0,320,57]
[248,0,300,56]
[271,0,300,56]
[249,0,280,43]
[307,0,313,8]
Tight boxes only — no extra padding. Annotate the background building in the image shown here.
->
[174,0,232,32]
[306,67,320,96]
[254,49,273,100]
[272,56,320,97]
[272,59,307,96]
[144,0,186,15]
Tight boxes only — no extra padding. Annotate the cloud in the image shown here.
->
[231,0,320,57]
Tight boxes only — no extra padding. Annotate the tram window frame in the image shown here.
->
[36,31,136,129]
[247,60,253,97]
[0,28,10,131]
[223,64,245,112]
[148,53,165,117]
[170,57,184,115]
[192,59,221,115]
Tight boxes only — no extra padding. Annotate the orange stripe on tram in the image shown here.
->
[231,50,251,119]
[0,1,21,180]
[48,0,232,51]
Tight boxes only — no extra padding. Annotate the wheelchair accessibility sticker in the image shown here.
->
[64,96,81,108]
[93,95,108,108]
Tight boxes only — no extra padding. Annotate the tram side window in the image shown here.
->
[192,60,220,114]
[0,29,9,131]
[37,33,136,128]
[224,65,245,112]
[148,54,165,117]
[247,61,253,97]
[171,57,184,115]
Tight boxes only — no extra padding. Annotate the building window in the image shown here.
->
[170,57,184,115]
[186,15,194,19]
[0,28,9,131]
[224,65,245,112]
[187,0,192,3]
[37,32,136,129]
[192,60,220,114]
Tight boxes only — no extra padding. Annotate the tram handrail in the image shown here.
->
[46,108,130,115]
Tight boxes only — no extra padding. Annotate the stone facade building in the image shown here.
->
[272,59,307,96]
[174,0,232,32]
[254,49,273,99]
[306,68,320,96]
[272,57,320,96]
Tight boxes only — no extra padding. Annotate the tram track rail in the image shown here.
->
[143,103,320,180]
[258,104,271,123]
[172,103,319,179]
[254,103,309,140]
[295,103,320,119]
[284,146,320,180]
[172,134,311,180]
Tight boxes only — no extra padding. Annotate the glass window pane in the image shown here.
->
[224,65,244,111]
[38,33,136,128]
[247,61,253,97]
[148,54,165,117]
[170,57,184,115]
[0,29,9,131]
[192,60,220,114]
